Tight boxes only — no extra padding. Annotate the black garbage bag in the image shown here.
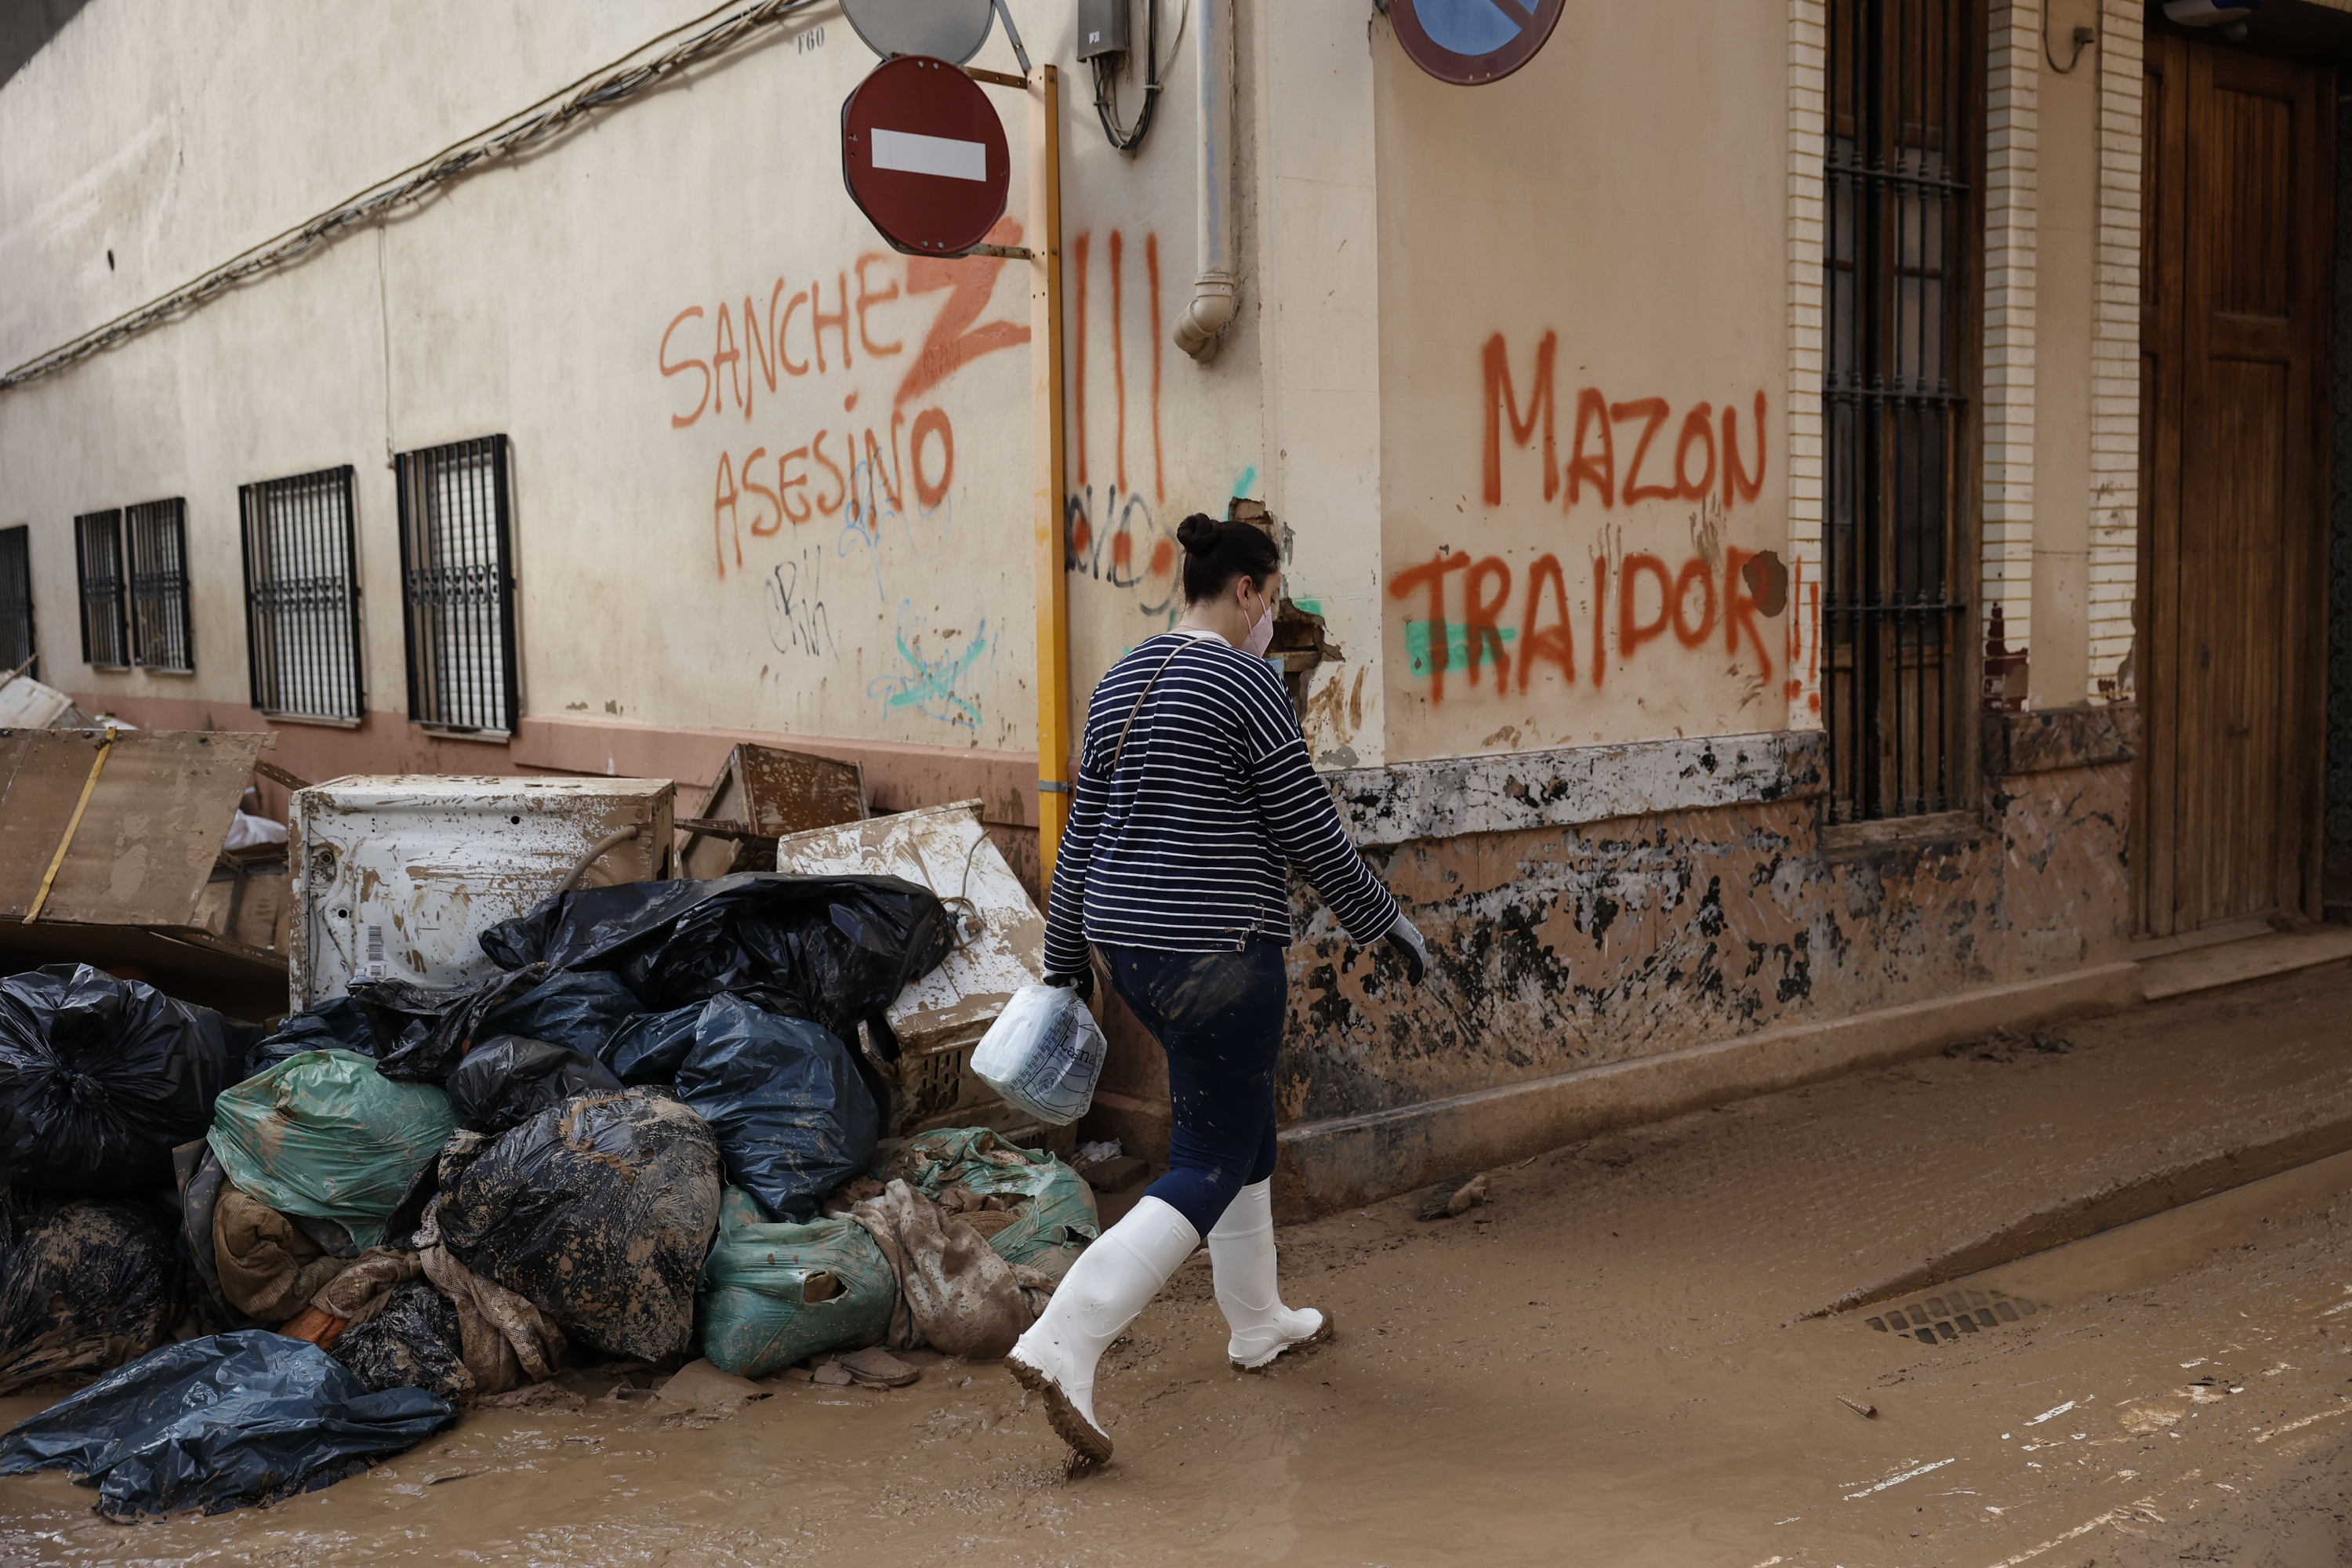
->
[597,1004,702,1084]
[0,1330,454,1520]
[476,971,642,1058]
[0,1194,183,1396]
[437,1087,720,1362]
[242,996,383,1073]
[329,1281,468,1400]
[477,873,953,1044]
[445,1037,622,1136]
[0,964,256,1199]
[245,966,552,1085]
[672,996,879,1222]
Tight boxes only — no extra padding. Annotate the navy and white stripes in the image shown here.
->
[1043,631,1400,973]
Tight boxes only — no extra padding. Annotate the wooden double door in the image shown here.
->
[2136,34,2335,938]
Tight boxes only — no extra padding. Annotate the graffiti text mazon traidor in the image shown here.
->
[657,225,1031,577]
[1392,331,1801,707]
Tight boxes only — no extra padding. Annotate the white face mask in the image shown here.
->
[1241,587,1276,659]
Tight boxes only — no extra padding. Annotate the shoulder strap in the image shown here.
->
[1109,639,1197,774]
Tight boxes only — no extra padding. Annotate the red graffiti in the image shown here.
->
[1390,544,1784,705]
[897,219,1029,408]
[1479,332,1769,515]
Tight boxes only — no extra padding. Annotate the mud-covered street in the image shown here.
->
[3,965,2346,1566]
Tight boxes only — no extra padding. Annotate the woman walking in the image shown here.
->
[1007,511,1427,1465]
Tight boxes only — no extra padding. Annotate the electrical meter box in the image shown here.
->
[289,775,674,1007]
[1076,0,1129,60]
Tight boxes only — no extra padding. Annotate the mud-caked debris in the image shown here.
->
[837,1346,920,1388]
[1416,1173,1490,1221]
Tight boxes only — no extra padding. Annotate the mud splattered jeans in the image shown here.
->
[1098,938,1287,1236]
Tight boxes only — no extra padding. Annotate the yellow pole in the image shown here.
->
[1029,64,1071,888]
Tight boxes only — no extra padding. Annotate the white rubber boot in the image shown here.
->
[1007,1195,1199,1463]
[1208,1180,1330,1370]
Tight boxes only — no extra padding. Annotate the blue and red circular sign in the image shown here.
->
[1392,0,1566,85]
[841,56,1011,256]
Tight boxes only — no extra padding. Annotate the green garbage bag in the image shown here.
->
[698,1186,894,1378]
[208,1051,457,1250]
[874,1127,1099,1277]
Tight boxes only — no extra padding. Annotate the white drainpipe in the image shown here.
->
[1171,0,1236,361]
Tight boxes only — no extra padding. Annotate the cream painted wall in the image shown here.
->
[1369,4,1796,762]
[2030,0,2101,708]
[0,0,1265,761]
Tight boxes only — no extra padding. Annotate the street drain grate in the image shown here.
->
[1865,1287,2042,1345]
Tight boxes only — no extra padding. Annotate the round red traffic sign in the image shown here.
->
[1391,0,1567,86]
[841,56,1011,256]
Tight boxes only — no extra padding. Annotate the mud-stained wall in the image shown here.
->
[1275,759,2133,1125]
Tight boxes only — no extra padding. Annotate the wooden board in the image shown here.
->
[2134,35,2333,938]
[0,728,270,927]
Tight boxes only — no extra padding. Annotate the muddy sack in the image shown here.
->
[208,1051,459,1250]
[0,964,255,1199]
[436,1087,721,1362]
[445,1036,622,1136]
[672,996,878,1222]
[477,873,954,1044]
[696,1186,894,1378]
[0,1194,182,1396]
[245,966,554,1085]
[969,984,1109,1128]
[329,1280,470,1401]
[0,1329,454,1520]
[875,1127,1099,1277]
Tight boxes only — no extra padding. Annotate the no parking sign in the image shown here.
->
[1391,0,1567,85]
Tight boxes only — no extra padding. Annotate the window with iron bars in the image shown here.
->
[239,466,365,722]
[73,509,129,669]
[1823,0,1978,822]
[395,435,519,737]
[125,498,194,673]
[0,527,31,673]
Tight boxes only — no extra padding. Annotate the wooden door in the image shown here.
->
[2136,35,2334,938]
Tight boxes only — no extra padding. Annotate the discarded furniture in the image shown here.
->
[773,799,1062,1151]
[289,776,675,1007]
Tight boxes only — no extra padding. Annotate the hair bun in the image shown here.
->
[1175,514,1221,555]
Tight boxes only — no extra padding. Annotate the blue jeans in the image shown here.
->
[1100,939,1287,1236]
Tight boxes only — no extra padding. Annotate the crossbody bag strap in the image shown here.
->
[1109,638,1198,774]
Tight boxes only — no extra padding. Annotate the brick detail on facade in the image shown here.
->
[2087,0,2144,702]
[1788,0,1828,730]
[1984,2,2042,669]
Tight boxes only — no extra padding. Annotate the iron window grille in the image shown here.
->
[0,526,31,672]
[239,466,365,722]
[125,498,194,672]
[73,509,129,669]
[1823,0,1976,822]
[394,435,518,736]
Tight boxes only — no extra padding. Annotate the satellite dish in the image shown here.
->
[839,0,997,66]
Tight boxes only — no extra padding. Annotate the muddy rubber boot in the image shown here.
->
[1207,1179,1329,1370]
[1007,1195,1199,1464]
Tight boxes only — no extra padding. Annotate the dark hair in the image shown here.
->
[1175,513,1280,604]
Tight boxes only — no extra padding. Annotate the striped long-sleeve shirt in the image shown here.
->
[1042,630,1400,973]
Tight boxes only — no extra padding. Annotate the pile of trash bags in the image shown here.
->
[0,873,1103,1522]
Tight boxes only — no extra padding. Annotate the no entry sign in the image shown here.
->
[1391,0,1566,86]
[841,56,1011,256]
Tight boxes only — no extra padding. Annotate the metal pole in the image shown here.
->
[1029,64,1072,885]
